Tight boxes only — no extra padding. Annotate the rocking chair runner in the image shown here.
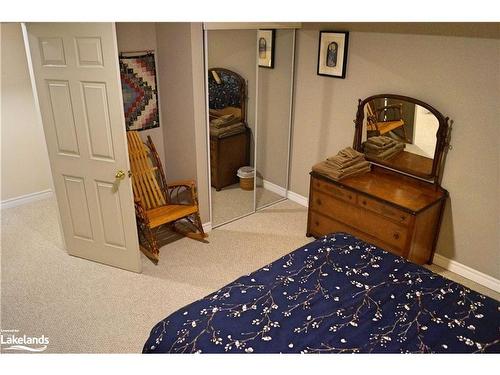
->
[127,131,207,264]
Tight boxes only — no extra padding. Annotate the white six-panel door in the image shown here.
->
[23,23,141,272]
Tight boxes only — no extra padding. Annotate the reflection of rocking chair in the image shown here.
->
[127,131,207,264]
[366,102,409,142]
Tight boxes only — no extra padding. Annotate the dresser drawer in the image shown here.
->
[308,211,405,257]
[357,195,411,225]
[310,191,408,250]
[311,177,357,204]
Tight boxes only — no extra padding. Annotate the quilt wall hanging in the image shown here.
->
[119,52,160,131]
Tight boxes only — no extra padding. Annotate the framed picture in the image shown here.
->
[258,29,275,69]
[317,31,349,78]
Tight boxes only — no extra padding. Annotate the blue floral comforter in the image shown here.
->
[143,233,500,353]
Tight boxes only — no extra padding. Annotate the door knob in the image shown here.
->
[115,170,126,180]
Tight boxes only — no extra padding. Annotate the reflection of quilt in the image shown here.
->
[143,233,500,354]
[208,70,243,110]
[119,53,159,131]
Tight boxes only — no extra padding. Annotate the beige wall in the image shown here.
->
[156,22,209,223]
[257,29,294,188]
[207,29,257,165]
[1,23,52,201]
[115,22,166,173]
[304,22,500,40]
[289,30,500,278]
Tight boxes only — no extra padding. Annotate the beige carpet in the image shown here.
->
[1,198,311,353]
[211,184,284,226]
[1,197,497,353]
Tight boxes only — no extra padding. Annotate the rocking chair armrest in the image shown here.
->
[167,179,197,190]
[166,179,198,205]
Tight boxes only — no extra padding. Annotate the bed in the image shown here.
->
[143,233,499,353]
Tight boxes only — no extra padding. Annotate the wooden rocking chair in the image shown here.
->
[127,131,207,264]
[366,102,410,142]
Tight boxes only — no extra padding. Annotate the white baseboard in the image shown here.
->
[433,253,500,293]
[261,180,308,207]
[262,180,287,198]
[286,190,308,207]
[1,189,53,209]
[202,222,212,233]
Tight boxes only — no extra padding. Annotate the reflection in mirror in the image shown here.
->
[207,29,256,226]
[255,29,294,209]
[362,98,439,176]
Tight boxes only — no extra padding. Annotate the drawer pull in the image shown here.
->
[348,194,353,200]
[315,221,319,226]
[362,200,367,205]
[393,233,400,240]
[316,198,322,205]
[400,215,406,221]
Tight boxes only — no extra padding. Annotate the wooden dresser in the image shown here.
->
[210,127,250,191]
[306,166,448,264]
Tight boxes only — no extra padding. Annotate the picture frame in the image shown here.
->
[317,31,349,79]
[258,29,275,69]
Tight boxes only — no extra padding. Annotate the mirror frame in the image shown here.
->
[353,94,450,182]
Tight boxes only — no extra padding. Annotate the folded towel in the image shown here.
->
[365,136,394,147]
[375,144,405,160]
[329,160,370,177]
[327,147,363,161]
[334,165,371,180]
[326,147,365,169]
[313,161,371,181]
[365,142,405,160]
[209,108,222,117]
[326,154,364,169]
[210,114,238,128]
[363,141,396,152]
[210,122,246,138]
[338,147,364,160]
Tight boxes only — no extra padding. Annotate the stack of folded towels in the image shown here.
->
[209,113,246,138]
[312,147,371,181]
[362,136,405,160]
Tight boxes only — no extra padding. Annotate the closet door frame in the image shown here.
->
[203,27,297,228]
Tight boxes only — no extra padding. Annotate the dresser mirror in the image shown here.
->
[354,94,449,181]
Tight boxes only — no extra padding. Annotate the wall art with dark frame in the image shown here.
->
[317,31,349,79]
[258,29,275,69]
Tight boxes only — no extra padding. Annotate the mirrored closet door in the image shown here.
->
[206,28,257,226]
[255,29,295,210]
[205,26,296,227]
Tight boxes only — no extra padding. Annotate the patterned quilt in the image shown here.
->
[119,53,159,131]
[208,70,243,110]
[143,233,500,353]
